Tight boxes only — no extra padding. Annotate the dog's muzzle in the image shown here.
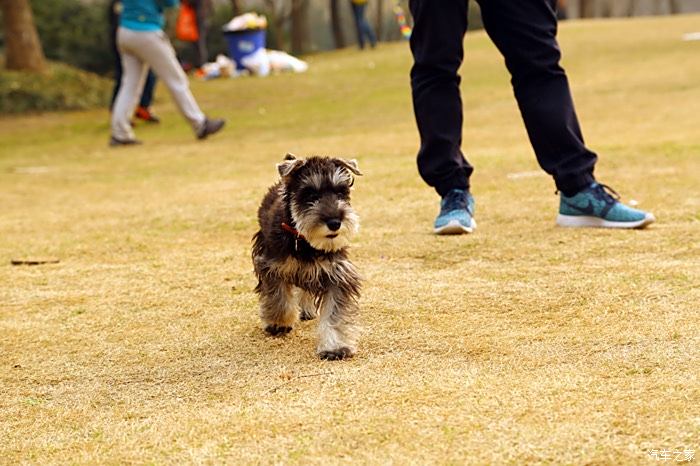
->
[326,218,341,237]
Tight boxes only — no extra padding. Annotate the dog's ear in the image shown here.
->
[277,155,304,178]
[336,158,362,176]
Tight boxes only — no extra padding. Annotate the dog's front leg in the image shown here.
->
[317,287,359,360]
[258,277,298,336]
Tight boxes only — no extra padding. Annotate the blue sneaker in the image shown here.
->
[434,189,476,235]
[557,182,655,229]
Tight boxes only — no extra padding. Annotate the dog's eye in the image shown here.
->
[302,188,320,203]
[334,186,350,198]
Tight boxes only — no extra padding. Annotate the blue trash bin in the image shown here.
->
[223,29,267,70]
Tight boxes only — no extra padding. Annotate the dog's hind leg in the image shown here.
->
[258,277,298,336]
[298,289,318,321]
[317,288,359,360]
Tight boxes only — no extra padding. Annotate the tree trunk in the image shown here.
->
[290,0,309,55]
[669,0,681,13]
[329,0,345,49]
[376,0,384,42]
[578,0,594,18]
[262,0,289,50]
[0,0,47,72]
[230,0,243,15]
[654,0,663,14]
[263,0,279,49]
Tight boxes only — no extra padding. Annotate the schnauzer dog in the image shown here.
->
[252,154,362,360]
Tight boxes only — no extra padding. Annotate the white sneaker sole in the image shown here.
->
[556,213,655,229]
[434,218,477,235]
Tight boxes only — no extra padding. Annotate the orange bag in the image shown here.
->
[176,2,199,42]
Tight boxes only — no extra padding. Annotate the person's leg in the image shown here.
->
[139,70,157,108]
[110,45,123,110]
[135,69,160,123]
[351,4,365,49]
[365,17,377,48]
[194,35,208,68]
[111,29,148,142]
[127,29,206,134]
[357,4,377,48]
[476,0,596,195]
[409,0,471,197]
[478,0,654,228]
[194,3,209,68]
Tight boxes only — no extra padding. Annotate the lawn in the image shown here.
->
[1,14,699,465]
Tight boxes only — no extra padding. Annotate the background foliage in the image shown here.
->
[31,0,111,75]
[0,0,234,76]
[0,0,481,77]
[0,60,110,113]
[0,0,476,113]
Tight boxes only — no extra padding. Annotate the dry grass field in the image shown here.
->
[1,15,699,465]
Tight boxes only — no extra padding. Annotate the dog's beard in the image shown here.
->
[291,200,359,252]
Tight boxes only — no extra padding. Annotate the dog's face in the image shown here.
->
[278,154,361,253]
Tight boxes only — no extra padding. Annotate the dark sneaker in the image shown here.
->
[109,136,142,147]
[135,106,160,123]
[434,188,476,235]
[197,118,225,140]
[557,182,655,229]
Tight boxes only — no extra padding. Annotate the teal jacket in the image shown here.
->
[120,0,179,31]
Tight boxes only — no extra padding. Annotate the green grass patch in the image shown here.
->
[0,61,111,114]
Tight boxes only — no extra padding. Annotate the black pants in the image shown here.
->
[409,0,597,196]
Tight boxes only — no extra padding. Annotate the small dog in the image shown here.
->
[252,154,362,360]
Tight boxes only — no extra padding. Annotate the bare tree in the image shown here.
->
[376,0,384,42]
[578,0,594,18]
[329,0,345,49]
[290,0,310,55]
[262,0,291,50]
[0,0,46,72]
[652,0,680,14]
[230,0,243,15]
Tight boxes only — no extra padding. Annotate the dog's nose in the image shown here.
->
[326,219,342,231]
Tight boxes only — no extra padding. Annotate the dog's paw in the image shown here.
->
[318,347,355,360]
[265,324,292,336]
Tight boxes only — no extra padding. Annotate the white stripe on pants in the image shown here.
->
[111,27,206,140]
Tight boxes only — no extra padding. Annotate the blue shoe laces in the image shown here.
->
[588,183,621,205]
[560,183,621,203]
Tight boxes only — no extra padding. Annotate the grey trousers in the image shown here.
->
[111,27,206,140]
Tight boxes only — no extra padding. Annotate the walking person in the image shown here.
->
[350,0,377,50]
[109,0,160,123]
[409,0,655,234]
[110,0,224,146]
